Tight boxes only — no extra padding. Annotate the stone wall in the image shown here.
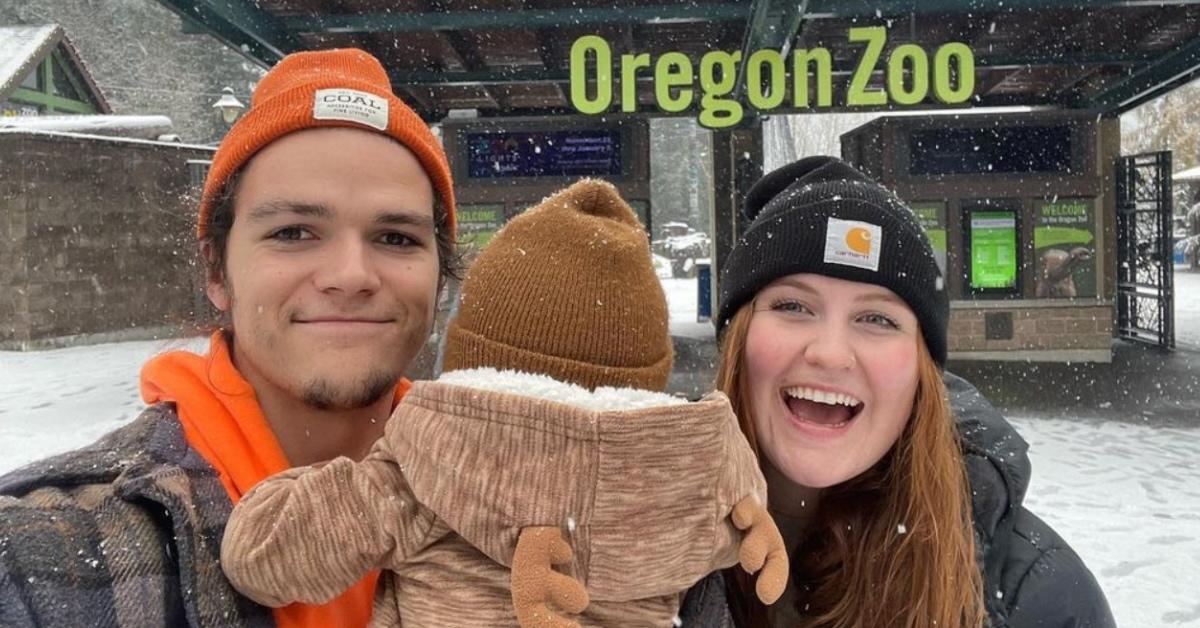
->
[0,131,213,348]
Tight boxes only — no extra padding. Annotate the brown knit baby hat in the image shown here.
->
[442,179,673,391]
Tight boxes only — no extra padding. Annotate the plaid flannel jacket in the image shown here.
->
[0,404,274,627]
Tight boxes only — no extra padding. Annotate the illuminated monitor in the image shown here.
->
[466,129,622,179]
[964,204,1020,295]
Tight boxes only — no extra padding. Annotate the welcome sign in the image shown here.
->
[569,26,976,128]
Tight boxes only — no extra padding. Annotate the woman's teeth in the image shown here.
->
[784,386,861,408]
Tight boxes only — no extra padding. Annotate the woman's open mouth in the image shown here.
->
[781,386,865,431]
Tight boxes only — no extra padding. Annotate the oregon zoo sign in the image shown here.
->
[569,27,976,128]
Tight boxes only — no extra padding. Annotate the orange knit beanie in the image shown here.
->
[442,179,674,391]
[196,48,455,239]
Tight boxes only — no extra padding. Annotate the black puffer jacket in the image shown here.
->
[679,373,1116,628]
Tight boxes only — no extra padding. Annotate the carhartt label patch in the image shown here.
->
[824,218,882,271]
[313,88,388,130]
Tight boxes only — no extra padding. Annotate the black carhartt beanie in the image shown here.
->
[716,156,949,365]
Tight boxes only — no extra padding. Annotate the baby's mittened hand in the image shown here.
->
[733,496,789,605]
[511,526,590,628]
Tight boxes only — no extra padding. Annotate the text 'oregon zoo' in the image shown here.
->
[569,27,976,128]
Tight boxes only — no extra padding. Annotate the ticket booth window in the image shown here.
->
[964,203,1021,296]
[909,125,1074,176]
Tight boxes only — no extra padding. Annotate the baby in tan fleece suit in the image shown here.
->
[221,179,786,627]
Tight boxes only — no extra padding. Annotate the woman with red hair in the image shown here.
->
[680,156,1113,628]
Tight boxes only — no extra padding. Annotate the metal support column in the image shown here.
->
[710,117,763,327]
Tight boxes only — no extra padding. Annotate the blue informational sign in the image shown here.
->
[466,129,622,178]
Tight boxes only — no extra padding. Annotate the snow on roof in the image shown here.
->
[0,25,58,97]
[0,24,110,113]
[1174,165,1200,183]
[0,114,173,140]
[0,127,213,151]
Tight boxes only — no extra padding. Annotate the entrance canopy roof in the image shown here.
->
[155,0,1200,120]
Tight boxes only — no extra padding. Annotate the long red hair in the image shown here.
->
[718,303,985,628]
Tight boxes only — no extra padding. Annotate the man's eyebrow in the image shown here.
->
[244,202,434,230]
[246,201,332,222]
[376,212,435,230]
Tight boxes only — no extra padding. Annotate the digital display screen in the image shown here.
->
[466,129,622,178]
[969,210,1018,290]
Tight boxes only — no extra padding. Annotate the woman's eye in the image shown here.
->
[860,313,900,329]
[380,232,417,247]
[770,299,811,315]
[269,226,312,241]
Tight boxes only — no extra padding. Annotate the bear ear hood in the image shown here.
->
[382,377,765,601]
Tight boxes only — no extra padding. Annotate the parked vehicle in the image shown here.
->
[652,222,711,278]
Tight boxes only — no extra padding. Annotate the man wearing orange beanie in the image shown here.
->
[0,48,456,628]
[219,178,787,628]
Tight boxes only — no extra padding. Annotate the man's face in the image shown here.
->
[207,127,439,411]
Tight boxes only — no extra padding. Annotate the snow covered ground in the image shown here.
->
[1176,267,1200,348]
[662,277,701,323]
[0,336,206,472]
[1,275,1198,625]
[1012,415,1200,626]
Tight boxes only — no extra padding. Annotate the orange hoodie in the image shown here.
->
[141,331,410,628]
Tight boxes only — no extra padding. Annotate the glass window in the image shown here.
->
[910,125,1073,175]
[50,56,83,101]
[19,66,40,90]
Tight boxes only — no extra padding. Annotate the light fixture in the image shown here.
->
[212,87,245,126]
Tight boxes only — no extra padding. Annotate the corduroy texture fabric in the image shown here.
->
[442,178,673,390]
[221,380,767,627]
[196,48,456,239]
[716,156,950,365]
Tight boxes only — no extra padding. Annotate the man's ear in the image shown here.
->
[201,241,231,312]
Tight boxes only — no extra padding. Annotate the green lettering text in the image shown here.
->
[746,50,785,110]
[933,42,975,104]
[569,35,612,114]
[699,50,743,128]
[888,44,929,105]
[792,48,832,107]
[847,26,888,106]
[620,53,651,113]
[655,52,694,113]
